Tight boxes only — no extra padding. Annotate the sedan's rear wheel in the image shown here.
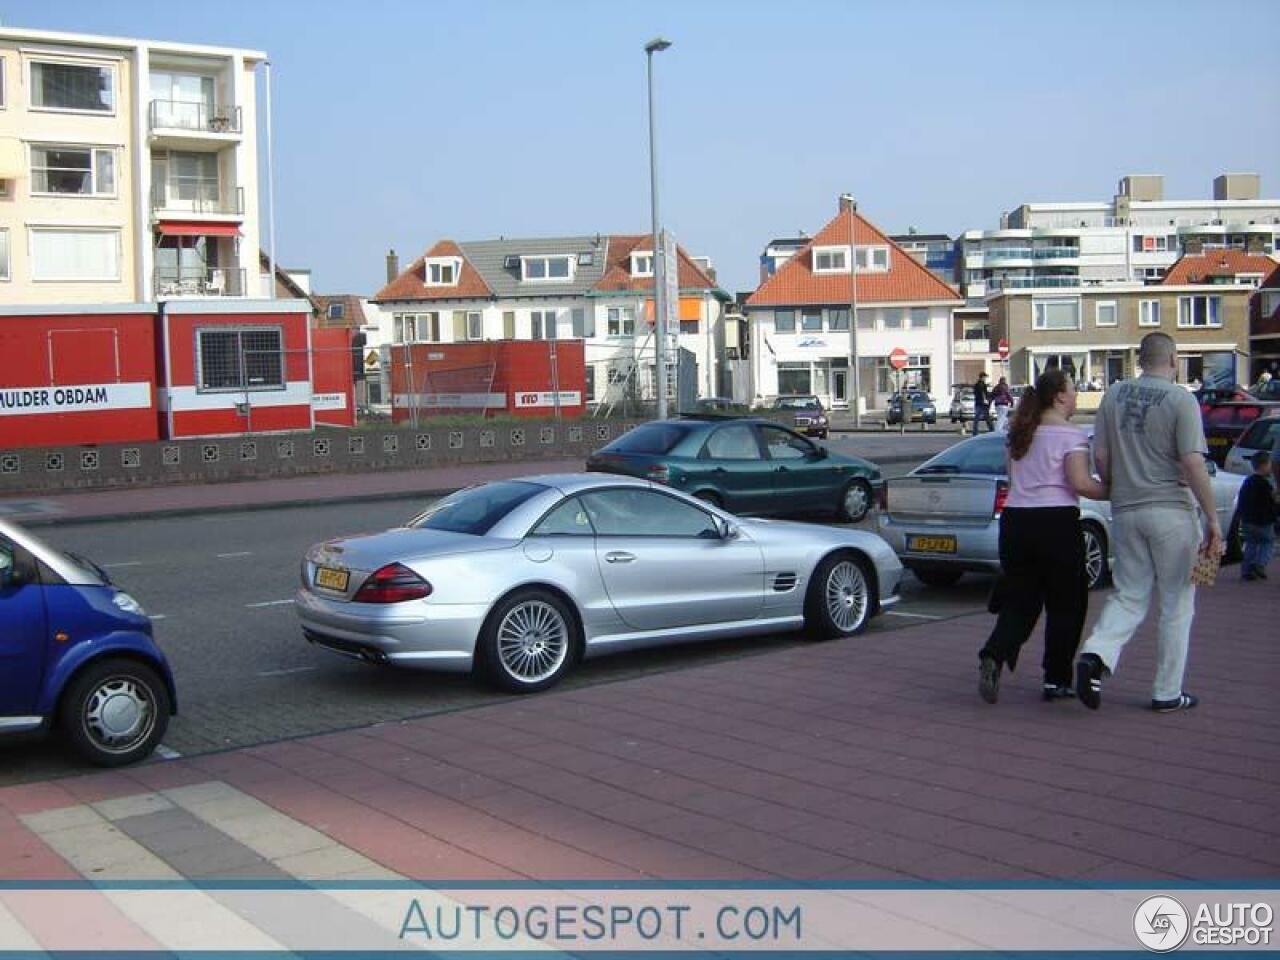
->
[805,553,872,640]
[1082,522,1109,590]
[838,479,873,523]
[479,589,577,693]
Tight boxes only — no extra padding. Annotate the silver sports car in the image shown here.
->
[295,473,903,692]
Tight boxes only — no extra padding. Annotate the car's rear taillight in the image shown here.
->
[353,563,433,604]
[646,463,670,485]
[993,480,1009,517]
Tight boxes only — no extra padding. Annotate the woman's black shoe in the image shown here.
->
[1042,683,1075,701]
[979,655,1001,704]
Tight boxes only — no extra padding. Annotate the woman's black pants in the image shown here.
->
[980,506,1088,686]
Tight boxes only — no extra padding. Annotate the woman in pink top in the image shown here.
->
[979,369,1109,704]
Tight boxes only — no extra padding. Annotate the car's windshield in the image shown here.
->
[916,436,1008,476]
[774,396,820,409]
[1239,418,1280,450]
[605,422,692,455]
[407,481,543,535]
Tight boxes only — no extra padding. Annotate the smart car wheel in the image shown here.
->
[1082,522,1109,590]
[479,589,578,694]
[59,658,169,767]
[838,479,872,523]
[805,553,872,640]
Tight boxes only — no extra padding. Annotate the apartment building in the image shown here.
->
[745,196,963,412]
[986,248,1273,390]
[373,234,729,406]
[960,173,1280,300]
[888,231,957,287]
[0,26,264,304]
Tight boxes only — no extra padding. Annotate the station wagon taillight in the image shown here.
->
[647,463,670,485]
[354,563,433,604]
[993,480,1010,518]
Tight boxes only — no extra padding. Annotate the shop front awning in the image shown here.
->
[154,221,242,237]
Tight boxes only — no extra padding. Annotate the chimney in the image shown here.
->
[385,248,399,284]
[838,193,856,213]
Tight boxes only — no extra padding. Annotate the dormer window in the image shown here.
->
[855,246,891,272]
[522,255,573,282]
[813,245,849,273]
[630,251,654,277]
[424,257,461,286]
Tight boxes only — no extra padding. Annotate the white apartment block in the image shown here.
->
[0,26,265,304]
[960,173,1280,299]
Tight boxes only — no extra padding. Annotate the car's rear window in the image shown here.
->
[917,436,1008,475]
[408,481,543,535]
[1239,418,1280,450]
[605,422,692,455]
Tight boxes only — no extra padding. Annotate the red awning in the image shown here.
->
[154,221,242,237]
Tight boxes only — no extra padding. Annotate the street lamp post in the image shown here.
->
[845,194,861,428]
[645,36,672,419]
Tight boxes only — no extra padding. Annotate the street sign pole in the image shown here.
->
[663,228,679,412]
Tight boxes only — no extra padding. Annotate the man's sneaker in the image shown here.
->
[1258,568,1269,580]
[1076,654,1105,710]
[1152,693,1199,713]
[1243,568,1258,582]
[979,655,1001,704]
[1042,683,1075,701]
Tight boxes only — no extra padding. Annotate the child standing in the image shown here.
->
[1240,450,1277,581]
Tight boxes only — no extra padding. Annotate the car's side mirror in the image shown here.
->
[813,446,829,460]
[712,516,740,541]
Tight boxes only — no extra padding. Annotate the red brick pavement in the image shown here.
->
[2,575,1277,883]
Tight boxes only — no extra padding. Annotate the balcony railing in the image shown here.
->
[983,247,1033,261]
[150,99,242,134]
[1032,246,1080,259]
[990,275,1082,291]
[152,181,244,216]
[154,267,246,299]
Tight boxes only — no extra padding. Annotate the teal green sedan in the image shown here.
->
[586,417,882,522]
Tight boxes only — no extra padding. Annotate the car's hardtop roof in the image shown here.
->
[503,473,652,494]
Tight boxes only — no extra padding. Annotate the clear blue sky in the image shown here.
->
[6,0,1278,296]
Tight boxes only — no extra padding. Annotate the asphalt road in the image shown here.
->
[2,443,995,784]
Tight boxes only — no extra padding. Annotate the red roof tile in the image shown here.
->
[373,240,493,302]
[593,234,718,293]
[1162,249,1278,285]
[746,209,962,307]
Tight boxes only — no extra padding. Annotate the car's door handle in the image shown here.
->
[776,466,789,473]
[604,551,636,564]
[712,467,727,474]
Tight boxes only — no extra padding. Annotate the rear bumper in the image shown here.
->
[877,515,1001,573]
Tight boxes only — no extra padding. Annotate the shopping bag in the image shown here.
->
[1190,547,1220,587]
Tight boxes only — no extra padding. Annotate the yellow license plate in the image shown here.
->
[1208,437,1230,447]
[314,566,349,591]
[907,535,958,554]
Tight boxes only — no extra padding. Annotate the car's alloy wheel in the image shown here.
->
[59,659,169,767]
[839,479,872,523]
[1082,523,1108,590]
[480,590,578,693]
[805,553,872,639]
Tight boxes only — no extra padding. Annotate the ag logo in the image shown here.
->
[1134,895,1190,952]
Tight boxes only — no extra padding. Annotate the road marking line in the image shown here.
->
[154,744,182,760]
[256,666,317,677]
[103,561,146,569]
[884,610,944,620]
[216,551,253,559]
[245,599,293,608]
[150,614,168,621]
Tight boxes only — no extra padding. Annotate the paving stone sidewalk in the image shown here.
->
[2,576,1277,884]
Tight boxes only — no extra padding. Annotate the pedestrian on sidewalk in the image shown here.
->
[972,372,994,435]
[978,369,1108,704]
[991,377,1014,433]
[1075,332,1223,714]
[1239,449,1277,581]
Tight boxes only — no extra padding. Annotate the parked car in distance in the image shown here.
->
[1194,384,1252,413]
[1225,414,1280,475]
[684,397,750,415]
[587,417,882,522]
[1202,400,1280,465]
[887,390,937,425]
[949,388,975,423]
[771,395,829,438]
[0,520,175,766]
[878,432,1244,591]
[296,474,903,692]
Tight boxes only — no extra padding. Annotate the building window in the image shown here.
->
[774,309,796,333]
[909,307,930,330]
[1178,295,1222,329]
[523,256,572,282]
[777,362,811,395]
[1095,301,1117,327]
[393,314,413,342]
[30,228,120,281]
[327,302,345,321]
[571,308,592,338]
[1032,299,1081,331]
[827,308,849,331]
[630,252,653,277]
[1139,299,1161,327]
[855,246,890,272]
[882,308,903,330]
[423,312,441,341]
[425,259,457,285]
[0,229,8,280]
[800,309,823,332]
[584,365,596,401]
[531,310,557,340]
[31,145,116,196]
[466,311,483,340]
[196,327,284,392]
[962,317,990,340]
[607,306,635,337]
[856,309,874,330]
[30,60,115,113]
[812,246,849,273]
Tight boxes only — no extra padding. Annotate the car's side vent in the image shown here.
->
[772,572,798,592]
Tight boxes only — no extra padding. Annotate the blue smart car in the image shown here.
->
[0,519,176,766]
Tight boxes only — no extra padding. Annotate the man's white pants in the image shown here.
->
[1080,505,1200,702]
